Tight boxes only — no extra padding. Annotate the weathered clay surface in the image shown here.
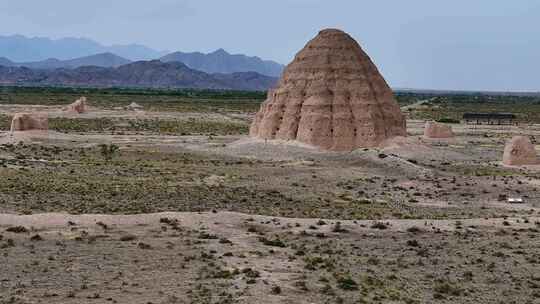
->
[424,121,454,138]
[10,113,48,132]
[250,29,406,151]
[503,136,538,166]
[63,96,87,113]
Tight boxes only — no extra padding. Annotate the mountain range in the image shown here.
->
[0,60,277,91]
[0,34,284,90]
[0,53,131,69]
[0,35,284,77]
[160,49,283,77]
[0,35,166,62]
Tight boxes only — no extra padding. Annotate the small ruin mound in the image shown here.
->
[126,102,144,111]
[503,136,539,166]
[10,113,48,132]
[424,121,454,139]
[250,29,406,151]
[63,97,87,114]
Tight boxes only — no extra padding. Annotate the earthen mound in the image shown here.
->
[250,29,406,151]
[63,97,87,114]
[126,102,144,111]
[10,113,48,132]
[503,136,538,166]
[424,121,454,139]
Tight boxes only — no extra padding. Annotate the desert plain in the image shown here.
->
[0,87,539,304]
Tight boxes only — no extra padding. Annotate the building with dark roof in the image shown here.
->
[463,113,517,125]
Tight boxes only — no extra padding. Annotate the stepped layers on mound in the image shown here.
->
[10,113,48,132]
[503,136,538,166]
[63,96,87,114]
[424,121,454,139]
[250,29,406,151]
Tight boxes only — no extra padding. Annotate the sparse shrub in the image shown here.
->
[242,268,260,278]
[96,221,108,230]
[99,143,119,162]
[433,281,462,297]
[463,271,473,281]
[337,277,359,291]
[213,270,234,279]
[407,239,420,247]
[198,232,218,239]
[219,238,232,244]
[294,280,309,291]
[332,222,348,233]
[371,222,388,230]
[271,285,282,295]
[30,234,43,241]
[367,256,380,265]
[259,237,286,248]
[304,256,325,270]
[320,284,334,295]
[6,226,28,233]
[436,117,460,124]
[119,235,137,242]
[407,226,423,233]
[137,242,152,249]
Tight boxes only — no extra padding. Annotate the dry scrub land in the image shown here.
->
[0,87,539,303]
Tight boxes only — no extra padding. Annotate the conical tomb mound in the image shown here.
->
[250,29,406,151]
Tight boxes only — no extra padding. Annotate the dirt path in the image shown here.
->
[1,211,538,234]
[0,104,247,122]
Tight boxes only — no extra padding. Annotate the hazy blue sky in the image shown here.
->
[0,0,539,91]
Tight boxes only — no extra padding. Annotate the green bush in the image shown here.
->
[436,117,461,124]
[337,277,359,291]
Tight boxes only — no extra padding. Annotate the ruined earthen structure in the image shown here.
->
[126,102,144,111]
[250,29,406,151]
[10,113,48,132]
[503,136,538,166]
[424,121,454,139]
[63,97,87,114]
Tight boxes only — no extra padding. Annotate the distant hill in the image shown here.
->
[160,49,284,77]
[13,53,132,69]
[0,57,13,67]
[0,35,167,62]
[0,35,284,77]
[0,60,277,91]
